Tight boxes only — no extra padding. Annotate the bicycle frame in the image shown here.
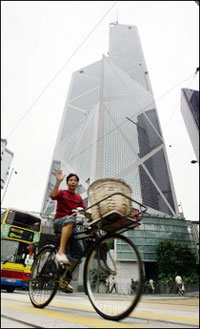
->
[51,192,147,278]
[29,192,147,319]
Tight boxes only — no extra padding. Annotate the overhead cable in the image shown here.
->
[6,1,118,140]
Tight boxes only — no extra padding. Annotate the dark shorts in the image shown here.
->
[53,215,83,262]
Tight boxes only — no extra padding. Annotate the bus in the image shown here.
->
[1,208,42,292]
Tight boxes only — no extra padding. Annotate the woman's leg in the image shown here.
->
[58,222,74,255]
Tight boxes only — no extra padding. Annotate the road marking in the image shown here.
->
[130,310,198,325]
[49,301,199,325]
[2,314,42,328]
[140,299,199,306]
[2,296,199,325]
[2,301,145,328]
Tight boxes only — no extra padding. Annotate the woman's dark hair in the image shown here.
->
[66,173,79,183]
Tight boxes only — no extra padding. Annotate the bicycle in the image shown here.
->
[28,193,147,321]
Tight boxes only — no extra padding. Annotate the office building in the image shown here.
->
[181,88,199,163]
[41,23,179,218]
[40,24,199,285]
[1,139,14,190]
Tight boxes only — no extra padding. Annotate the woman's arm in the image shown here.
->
[50,169,66,198]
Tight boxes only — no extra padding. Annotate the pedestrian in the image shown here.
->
[166,275,174,294]
[130,278,136,294]
[175,272,184,295]
[143,278,149,294]
[106,277,110,293]
[109,276,117,293]
[50,170,86,292]
[181,282,185,295]
[25,244,34,266]
[149,279,155,294]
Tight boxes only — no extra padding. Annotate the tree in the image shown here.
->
[156,239,197,279]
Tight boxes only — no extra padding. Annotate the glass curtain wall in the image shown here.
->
[41,23,179,217]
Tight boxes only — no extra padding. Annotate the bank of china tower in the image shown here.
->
[42,23,179,217]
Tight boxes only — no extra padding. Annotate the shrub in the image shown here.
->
[156,239,197,280]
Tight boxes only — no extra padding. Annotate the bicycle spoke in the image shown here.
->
[29,247,59,308]
[84,234,143,320]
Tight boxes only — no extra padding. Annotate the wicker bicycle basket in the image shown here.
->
[87,178,132,221]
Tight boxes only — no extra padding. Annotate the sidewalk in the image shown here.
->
[59,290,199,299]
[142,291,199,299]
[185,291,199,297]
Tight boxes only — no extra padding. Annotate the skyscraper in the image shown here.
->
[181,88,199,163]
[1,138,14,190]
[41,23,179,217]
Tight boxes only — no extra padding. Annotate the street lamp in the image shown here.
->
[1,168,18,205]
[191,160,198,164]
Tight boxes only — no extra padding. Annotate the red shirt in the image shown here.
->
[51,190,86,219]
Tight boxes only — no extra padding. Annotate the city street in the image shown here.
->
[1,290,199,328]
[2,3,199,328]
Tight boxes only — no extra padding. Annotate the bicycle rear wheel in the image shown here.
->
[84,233,143,321]
[29,246,59,308]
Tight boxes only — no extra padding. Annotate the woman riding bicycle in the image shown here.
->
[50,170,86,291]
[29,176,147,320]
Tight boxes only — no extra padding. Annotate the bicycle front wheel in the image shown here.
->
[84,234,143,321]
[29,246,59,308]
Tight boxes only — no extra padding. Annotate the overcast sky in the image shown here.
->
[1,1,199,220]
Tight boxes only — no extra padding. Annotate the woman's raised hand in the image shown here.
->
[56,169,66,183]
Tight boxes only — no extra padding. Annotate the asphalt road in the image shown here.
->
[1,290,199,328]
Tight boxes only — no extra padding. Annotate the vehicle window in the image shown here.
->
[6,211,41,232]
[1,211,7,224]
[1,239,19,263]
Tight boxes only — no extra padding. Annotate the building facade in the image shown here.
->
[1,139,14,190]
[41,23,179,217]
[112,214,198,288]
[181,88,199,163]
